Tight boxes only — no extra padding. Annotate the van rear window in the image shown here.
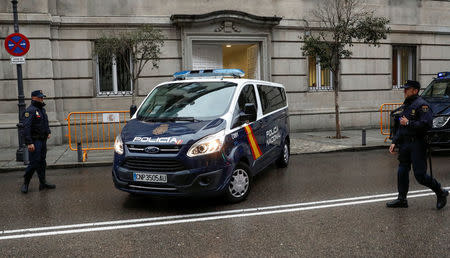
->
[257,85,287,115]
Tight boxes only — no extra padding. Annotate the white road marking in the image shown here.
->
[0,188,431,235]
[0,187,447,241]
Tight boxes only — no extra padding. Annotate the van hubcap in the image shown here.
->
[229,169,249,198]
[283,144,289,163]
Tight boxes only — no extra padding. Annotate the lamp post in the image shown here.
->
[11,0,26,162]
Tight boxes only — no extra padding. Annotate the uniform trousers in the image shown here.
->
[397,139,441,199]
[24,139,47,184]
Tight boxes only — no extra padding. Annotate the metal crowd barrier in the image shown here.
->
[66,111,129,162]
[379,103,402,142]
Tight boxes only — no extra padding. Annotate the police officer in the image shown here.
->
[20,90,56,193]
[387,80,448,209]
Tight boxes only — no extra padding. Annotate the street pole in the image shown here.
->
[11,0,26,162]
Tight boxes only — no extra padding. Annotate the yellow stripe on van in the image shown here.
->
[244,125,262,160]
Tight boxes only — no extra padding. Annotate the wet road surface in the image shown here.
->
[0,150,449,257]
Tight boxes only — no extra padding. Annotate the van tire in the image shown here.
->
[276,140,290,168]
[224,163,252,203]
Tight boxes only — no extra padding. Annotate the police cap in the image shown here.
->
[31,90,46,98]
[402,80,420,90]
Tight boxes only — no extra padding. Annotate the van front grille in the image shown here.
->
[126,144,181,154]
[122,158,185,172]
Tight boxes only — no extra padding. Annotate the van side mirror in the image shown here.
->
[241,103,257,123]
[232,103,257,128]
[244,103,256,116]
[130,105,137,118]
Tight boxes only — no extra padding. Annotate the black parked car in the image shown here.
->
[422,72,450,148]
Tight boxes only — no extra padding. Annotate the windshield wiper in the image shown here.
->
[172,117,199,122]
[142,117,172,122]
[142,116,199,122]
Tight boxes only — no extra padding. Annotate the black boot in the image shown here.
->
[20,183,29,194]
[39,182,56,191]
[386,198,408,208]
[436,189,448,210]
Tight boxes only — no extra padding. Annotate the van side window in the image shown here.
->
[257,85,287,115]
[232,84,258,128]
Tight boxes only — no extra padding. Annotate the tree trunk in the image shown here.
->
[333,63,342,139]
[131,77,138,106]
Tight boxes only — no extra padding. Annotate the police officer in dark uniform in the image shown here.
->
[20,90,56,193]
[387,80,448,209]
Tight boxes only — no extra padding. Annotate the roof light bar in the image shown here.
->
[173,69,245,80]
[437,72,449,78]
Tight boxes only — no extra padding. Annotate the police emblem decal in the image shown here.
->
[153,124,169,135]
[24,112,29,118]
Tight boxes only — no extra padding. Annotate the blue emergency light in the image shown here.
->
[437,72,449,79]
[173,69,245,80]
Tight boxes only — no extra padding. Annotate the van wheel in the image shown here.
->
[276,140,290,168]
[224,163,252,203]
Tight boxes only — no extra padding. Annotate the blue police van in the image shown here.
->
[112,69,290,202]
[422,72,450,148]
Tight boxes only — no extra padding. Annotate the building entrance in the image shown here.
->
[192,43,260,79]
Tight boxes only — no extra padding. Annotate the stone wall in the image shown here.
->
[0,0,449,147]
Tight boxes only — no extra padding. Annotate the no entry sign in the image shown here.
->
[4,33,30,56]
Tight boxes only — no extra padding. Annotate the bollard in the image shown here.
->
[77,142,83,162]
[362,128,366,146]
[23,144,29,165]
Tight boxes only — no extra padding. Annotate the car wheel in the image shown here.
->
[224,163,252,203]
[276,140,290,168]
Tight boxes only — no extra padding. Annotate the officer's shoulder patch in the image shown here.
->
[421,105,429,112]
[24,112,29,118]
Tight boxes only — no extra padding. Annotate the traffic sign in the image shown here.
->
[10,56,25,64]
[4,33,30,56]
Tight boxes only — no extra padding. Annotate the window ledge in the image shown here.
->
[97,91,133,97]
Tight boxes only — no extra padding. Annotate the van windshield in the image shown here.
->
[422,79,450,98]
[137,81,237,121]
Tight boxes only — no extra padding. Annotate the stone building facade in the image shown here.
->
[0,0,449,147]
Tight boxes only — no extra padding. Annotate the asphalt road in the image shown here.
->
[0,149,449,257]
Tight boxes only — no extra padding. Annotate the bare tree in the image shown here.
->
[93,25,164,105]
[302,0,390,138]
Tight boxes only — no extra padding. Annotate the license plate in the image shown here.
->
[133,172,167,183]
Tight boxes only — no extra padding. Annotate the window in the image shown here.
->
[422,80,450,98]
[308,56,332,91]
[232,84,258,128]
[392,46,416,89]
[257,85,287,115]
[96,50,132,96]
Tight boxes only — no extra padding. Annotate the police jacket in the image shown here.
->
[23,100,51,144]
[392,95,433,145]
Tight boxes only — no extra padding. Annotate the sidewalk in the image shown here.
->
[0,129,389,172]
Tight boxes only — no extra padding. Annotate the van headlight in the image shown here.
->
[432,116,450,128]
[187,130,225,157]
[114,135,124,155]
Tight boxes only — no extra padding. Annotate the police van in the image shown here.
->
[422,71,450,148]
[112,69,290,202]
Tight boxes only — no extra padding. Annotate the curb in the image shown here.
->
[0,145,388,173]
[291,145,387,155]
[0,161,113,173]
